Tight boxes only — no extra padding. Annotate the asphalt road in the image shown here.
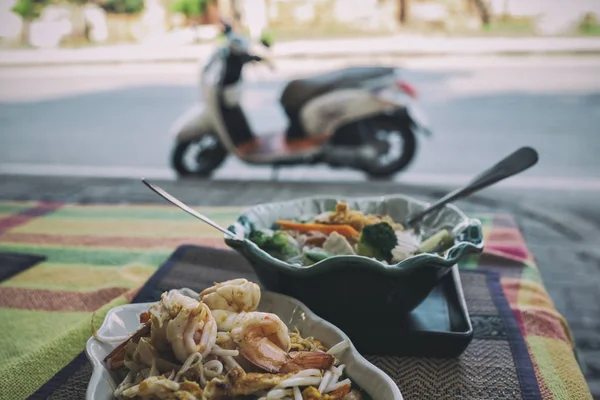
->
[1,56,600,190]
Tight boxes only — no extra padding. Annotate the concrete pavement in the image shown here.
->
[2,35,600,66]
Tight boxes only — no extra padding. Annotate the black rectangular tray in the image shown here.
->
[350,265,473,358]
[142,246,473,359]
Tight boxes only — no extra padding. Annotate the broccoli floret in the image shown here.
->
[270,231,301,256]
[356,222,398,262]
[249,230,271,248]
[249,229,300,259]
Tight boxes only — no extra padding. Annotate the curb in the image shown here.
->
[2,49,600,68]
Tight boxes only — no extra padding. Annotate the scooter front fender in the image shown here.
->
[170,104,214,143]
[404,103,433,138]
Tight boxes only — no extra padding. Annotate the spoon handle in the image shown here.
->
[404,147,539,227]
[141,179,239,239]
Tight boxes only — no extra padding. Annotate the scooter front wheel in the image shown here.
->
[362,116,417,179]
[171,134,228,178]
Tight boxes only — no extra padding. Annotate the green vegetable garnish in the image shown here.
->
[416,229,454,254]
[249,230,301,259]
[356,222,398,262]
[304,248,335,263]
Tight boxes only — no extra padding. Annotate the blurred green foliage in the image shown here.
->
[579,13,600,35]
[170,0,208,17]
[98,0,145,14]
[11,0,48,20]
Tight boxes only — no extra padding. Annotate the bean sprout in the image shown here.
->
[275,376,321,389]
[266,388,292,399]
[327,364,345,388]
[94,333,132,343]
[211,345,239,357]
[326,340,350,356]
[204,359,224,379]
[293,386,302,400]
[222,355,242,371]
[293,369,322,377]
[318,370,333,393]
[113,372,133,397]
[148,358,159,377]
[324,378,351,394]
[174,352,203,383]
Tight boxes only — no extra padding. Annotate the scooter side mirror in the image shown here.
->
[220,18,233,35]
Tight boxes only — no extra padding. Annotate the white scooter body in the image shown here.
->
[170,28,431,176]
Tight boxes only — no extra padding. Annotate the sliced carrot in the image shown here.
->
[275,220,359,238]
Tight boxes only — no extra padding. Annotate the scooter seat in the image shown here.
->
[280,66,396,112]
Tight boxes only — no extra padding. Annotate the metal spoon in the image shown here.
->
[141,178,240,239]
[403,146,539,228]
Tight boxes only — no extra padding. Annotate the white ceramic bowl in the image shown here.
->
[85,289,403,400]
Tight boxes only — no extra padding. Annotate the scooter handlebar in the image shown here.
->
[246,53,276,71]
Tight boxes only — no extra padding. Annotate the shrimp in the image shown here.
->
[149,291,217,363]
[199,278,261,313]
[231,312,335,373]
[211,309,243,332]
[104,323,151,370]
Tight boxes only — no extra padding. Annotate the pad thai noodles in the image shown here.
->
[248,201,455,266]
[101,279,366,400]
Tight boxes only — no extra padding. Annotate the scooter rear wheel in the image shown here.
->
[363,116,417,179]
[171,134,228,177]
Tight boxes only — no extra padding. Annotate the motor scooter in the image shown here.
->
[170,22,432,179]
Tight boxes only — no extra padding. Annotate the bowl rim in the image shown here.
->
[225,194,484,274]
[85,289,403,400]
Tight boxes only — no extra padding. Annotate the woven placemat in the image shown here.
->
[31,245,541,399]
[0,252,46,283]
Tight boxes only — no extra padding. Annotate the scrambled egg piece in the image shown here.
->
[302,386,337,400]
[317,202,403,232]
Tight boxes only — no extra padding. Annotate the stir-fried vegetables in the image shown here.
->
[249,201,456,266]
[100,279,367,400]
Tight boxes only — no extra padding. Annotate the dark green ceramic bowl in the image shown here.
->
[225,195,483,332]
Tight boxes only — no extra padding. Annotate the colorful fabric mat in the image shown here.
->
[0,201,592,399]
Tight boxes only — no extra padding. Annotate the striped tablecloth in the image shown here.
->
[0,201,592,399]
